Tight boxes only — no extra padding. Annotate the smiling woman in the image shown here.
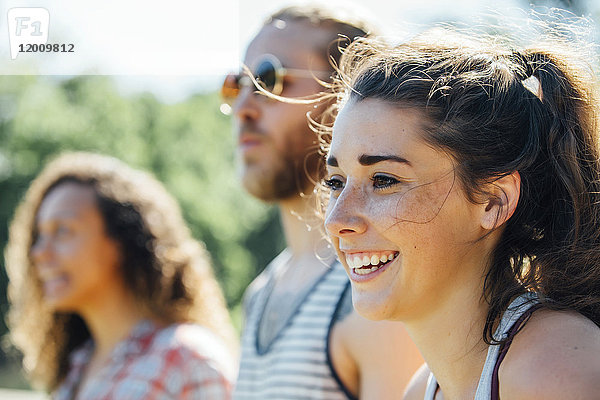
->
[5,152,237,399]
[31,182,123,312]
[323,23,600,400]
[326,100,484,323]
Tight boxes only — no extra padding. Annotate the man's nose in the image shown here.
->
[233,86,261,124]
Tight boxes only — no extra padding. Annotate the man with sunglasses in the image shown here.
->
[226,5,423,399]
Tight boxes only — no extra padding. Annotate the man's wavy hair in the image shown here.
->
[324,22,600,342]
[265,4,378,71]
[5,152,236,390]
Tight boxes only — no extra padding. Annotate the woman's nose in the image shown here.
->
[324,187,368,238]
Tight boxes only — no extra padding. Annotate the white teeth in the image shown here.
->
[345,252,398,271]
[354,266,376,275]
[353,265,382,275]
[38,272,65,280]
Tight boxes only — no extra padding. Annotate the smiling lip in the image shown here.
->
[342,250,399,283]
[41,275,69,298]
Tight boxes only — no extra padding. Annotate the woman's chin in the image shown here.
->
[351,289,397,321]
[43,294,78,313]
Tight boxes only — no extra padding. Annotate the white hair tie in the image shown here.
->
[521,75,543,101]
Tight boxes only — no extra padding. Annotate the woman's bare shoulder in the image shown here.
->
[500,309,600,399]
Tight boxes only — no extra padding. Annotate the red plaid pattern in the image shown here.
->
[53,321,233,399]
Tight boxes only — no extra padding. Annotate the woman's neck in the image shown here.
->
[405,266,491,399]
[78,286,156,360]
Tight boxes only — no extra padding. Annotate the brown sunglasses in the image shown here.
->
[221,54,330,108]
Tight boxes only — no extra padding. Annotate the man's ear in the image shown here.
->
[480,171,521,231]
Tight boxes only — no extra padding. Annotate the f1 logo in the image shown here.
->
[7,8,50,60]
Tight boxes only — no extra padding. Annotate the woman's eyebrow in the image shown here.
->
[358,154,411,166]
[326,154,411,167]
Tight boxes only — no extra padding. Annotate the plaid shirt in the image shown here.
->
[53,321,233,400]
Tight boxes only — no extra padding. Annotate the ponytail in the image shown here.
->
[484,48,600,342]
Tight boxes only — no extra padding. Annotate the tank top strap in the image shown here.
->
[423,372,439,400]
[489,302,542,399]
[474,292,539,399]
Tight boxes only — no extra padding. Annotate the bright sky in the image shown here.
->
[1,0,598,102]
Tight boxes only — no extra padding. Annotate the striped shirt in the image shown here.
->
[233,250,354,400]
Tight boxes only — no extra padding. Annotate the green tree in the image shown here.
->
[0,75,284,388]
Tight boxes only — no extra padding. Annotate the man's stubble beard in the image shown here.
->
[241,147,323,203]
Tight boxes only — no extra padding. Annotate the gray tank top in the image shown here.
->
[424,293,539,400]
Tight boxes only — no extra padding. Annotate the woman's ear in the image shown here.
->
[480,171,521,231]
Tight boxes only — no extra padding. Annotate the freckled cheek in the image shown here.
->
[387,181,455,224]
[363,197,436,252]
[363,196,403,231]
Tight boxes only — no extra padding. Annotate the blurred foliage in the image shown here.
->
[0,75,285,388]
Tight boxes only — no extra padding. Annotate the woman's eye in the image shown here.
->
[371,174,400,190]
[55,224,73,238]
[324,177,344,191]
[31,233,44,250]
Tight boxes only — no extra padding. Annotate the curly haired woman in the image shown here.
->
[6,152,237,399]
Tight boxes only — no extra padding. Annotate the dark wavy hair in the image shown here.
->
[6,152,236,390]
[327,26,600,343]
